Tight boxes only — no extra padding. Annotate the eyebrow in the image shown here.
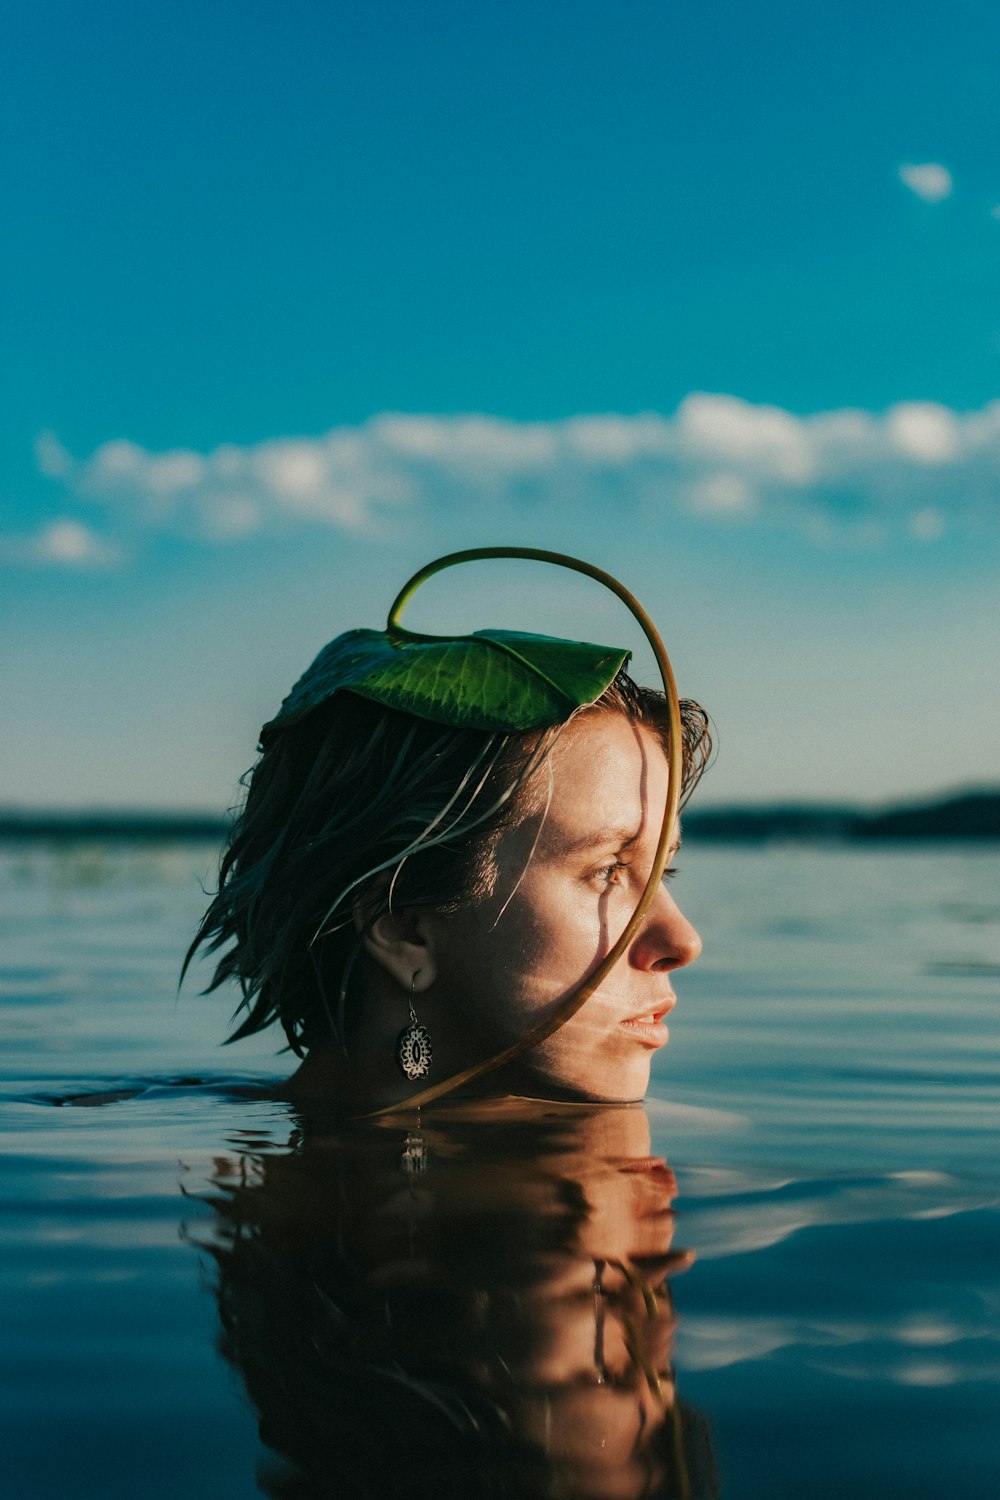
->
[561,823,683,857]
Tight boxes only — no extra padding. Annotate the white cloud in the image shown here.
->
[0,519,122,569]
[886,401,959,463]
[898,161,953,202]
[26,395,1000,554]
[677,393,815,482]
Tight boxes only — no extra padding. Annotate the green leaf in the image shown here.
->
[261,627,631,737]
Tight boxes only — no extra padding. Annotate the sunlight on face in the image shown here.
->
[424,712,702,1101]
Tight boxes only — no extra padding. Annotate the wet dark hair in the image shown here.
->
[185,673,712,1055]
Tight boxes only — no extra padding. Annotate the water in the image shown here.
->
[1,840,998,1498]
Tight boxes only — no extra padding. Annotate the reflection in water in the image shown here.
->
[191,1103,718,1500]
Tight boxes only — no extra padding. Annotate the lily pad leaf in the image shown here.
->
[261,628,631,738]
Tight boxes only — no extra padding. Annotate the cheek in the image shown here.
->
[492,917,602,1007]
[450,883,583,973]
[501,876,613,963]
[432,877,626,1030]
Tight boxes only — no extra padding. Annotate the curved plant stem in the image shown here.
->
[367,547,683,1116]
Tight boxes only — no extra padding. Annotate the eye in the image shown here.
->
[593,861,680,888]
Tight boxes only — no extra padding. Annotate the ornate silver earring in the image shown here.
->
[396,971,433,1081]
[400,1130,428,1175]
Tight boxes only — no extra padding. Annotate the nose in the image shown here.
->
[628,884,702,973]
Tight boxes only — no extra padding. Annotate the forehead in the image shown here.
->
[537,713,667,850]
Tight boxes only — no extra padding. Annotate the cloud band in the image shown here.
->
[17,392,1000,564]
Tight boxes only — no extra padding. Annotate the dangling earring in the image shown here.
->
[396,970,433,1081]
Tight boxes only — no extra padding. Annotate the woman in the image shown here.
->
[187,552,712,1112]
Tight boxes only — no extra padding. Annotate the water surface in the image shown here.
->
[2,840,998,1497]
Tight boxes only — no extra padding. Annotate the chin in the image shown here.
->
[527,1059,652,1105]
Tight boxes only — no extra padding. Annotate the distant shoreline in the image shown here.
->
[682,790,1000,842]
[1,790,998,843]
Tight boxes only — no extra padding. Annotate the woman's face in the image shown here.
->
[422,711,702,1101]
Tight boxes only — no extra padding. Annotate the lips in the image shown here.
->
[619,998,674,1048]
[615,1155,674,1181]
[623,995,675,1026]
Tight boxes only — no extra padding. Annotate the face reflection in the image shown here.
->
[502,1108,690,1500]
[423,711,702,1101]
[201,1104,700,1500]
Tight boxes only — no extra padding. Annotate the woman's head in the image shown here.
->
[187,670,711,1103]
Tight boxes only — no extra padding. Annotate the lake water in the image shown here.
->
[2,839,998,1498]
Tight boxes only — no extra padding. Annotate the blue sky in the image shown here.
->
[3,0,998,810]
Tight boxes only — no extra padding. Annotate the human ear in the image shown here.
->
[356,904,437,994]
